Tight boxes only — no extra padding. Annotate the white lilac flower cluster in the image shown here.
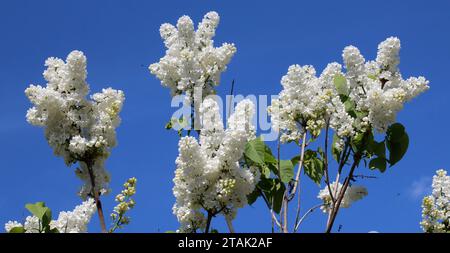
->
[268,37,429,143]
[317,182,368,213]
[149,11,237,104]
[4,199,96,233]
[25,51,125,198]
[421,169,450,233]
[172,98,260,232]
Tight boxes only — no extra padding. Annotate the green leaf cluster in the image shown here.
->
[335,123,409,173]
[9,202,59,233]
[302,150,324,185]
[243,137,293,213]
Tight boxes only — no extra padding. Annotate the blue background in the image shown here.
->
[1,0,448,233]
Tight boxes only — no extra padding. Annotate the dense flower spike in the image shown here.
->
[149,11,237,103]
[269,37,429,143]
[317,183,368,213]
[25,51,125,199]
[421,169,450,233]
[50,198,97,233]
[5,199,96,233]
[172,98,259,232]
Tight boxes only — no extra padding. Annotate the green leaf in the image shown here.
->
[332,134,342,162]
[42,208,52,230]
[267,163,278,176]
[339,94,349,104]
[351,131,373,154]
[49,228,60,233]
[247,188,260,205]
[344,99,357,118]
[264,145,278,164]
[258,178,285,214]
[25,202,49,220]
[258,177,275,192]
[25,202,53,232]
[369,157,387,172]
[210,229,219,233]
[369,140,386,158]
[244,137,265,166]
[291,155,300,167]
[165,120,172,130]
[333,74,348,95]
[8,227,25,233]
[262,165,271,178]
[303,150,324,185]
[367,74,377,80]
[279,160,294,183]
[165,230,176,233]
[272,182,285,214]
[386,123,409,166]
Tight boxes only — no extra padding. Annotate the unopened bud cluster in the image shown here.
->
[110,177,137,230]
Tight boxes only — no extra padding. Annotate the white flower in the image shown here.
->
[24,216,40,233]
[50,198,97,233]
[347,37,429,132]
[343,46,366,86]
[5,199,96,233]
[25,51,125,199]
[172,98,259,232]
[4,221,23,233]
[268,63,351,142]
[149,11,236,103]
[318,183,368,213]
[376,37,400,74]
[421,169,450,233]
[269,37,429,142]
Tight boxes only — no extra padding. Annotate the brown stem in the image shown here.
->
[282,192,288,233]
[323,122,335,203]
[86,161,107,233]
[205,211,213,233]
[327,140,351,226]
[325,153,361,233]
[274,134,285,232]
[292,185,302,232]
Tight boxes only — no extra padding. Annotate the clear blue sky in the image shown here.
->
[1,0,449,233]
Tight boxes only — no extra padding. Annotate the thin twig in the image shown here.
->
[272,211,282,229]
[225,216,235,233]
[282,191,288,233]
[290,131,307,197]
[287,131,307,233]
[353,174,377,179]
[259,188,282,231]
[294,204,324,232]
[271,212,275,233]
[227,79,235,120]
[292,185,302,232]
